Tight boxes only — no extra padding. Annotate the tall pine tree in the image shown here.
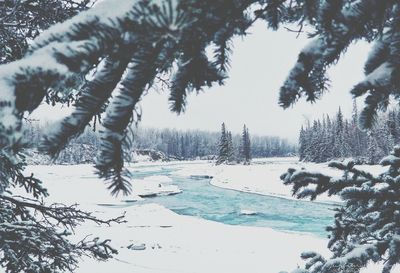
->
[240,124,251,164]
[216,122,228,165]
[227,131,235,163]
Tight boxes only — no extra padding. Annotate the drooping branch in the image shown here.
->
[279,0,393,112]
[95,42,167,195]
[281,146,400,273]
[0,195,126,229]
[39,55,132,157]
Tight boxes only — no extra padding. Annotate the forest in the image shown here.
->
[24,121,296,164]
[299,102,400,164]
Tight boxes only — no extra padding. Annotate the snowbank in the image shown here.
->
[173,157,388,204]
[75,203,329,273]
[75,203,393,273]
[23,165,181,205]
[210,162,343,203]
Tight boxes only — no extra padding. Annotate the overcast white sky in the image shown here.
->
[31,21,371,142]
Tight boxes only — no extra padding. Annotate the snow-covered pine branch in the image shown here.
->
[279,0,400,129]
[281,146,400,273]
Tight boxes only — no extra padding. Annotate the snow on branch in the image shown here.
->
[281,145,400,273]
[279,0,400,129]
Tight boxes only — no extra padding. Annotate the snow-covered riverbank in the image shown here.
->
[173,157,387,204]
[22,164,182,205]
[75,203,329,273]
[21,163,328,272]
[20,160,392,273]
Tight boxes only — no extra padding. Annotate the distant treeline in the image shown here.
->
[133,127,296,159]
[24,122,296,164]
[299,102,399,164]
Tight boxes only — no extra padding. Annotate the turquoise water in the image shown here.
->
[130,164,336,238]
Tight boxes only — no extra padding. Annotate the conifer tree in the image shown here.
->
[309,120,323,162]
[240,124,251,164]
[387,110,399,144]
[333,107,346,158]
[180,135,186,159]
[216,122,228,165]
[298,126,306,161]
[227,131,235,163]
[319,115,332,161]
[246,127,251,162]
[351,100,363,158]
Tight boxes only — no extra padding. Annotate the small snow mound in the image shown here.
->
[239,209,257,216]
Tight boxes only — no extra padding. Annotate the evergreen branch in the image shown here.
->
[0,195,126,229]
[96,42,167,195]
[39,55,132,157]
[282,144,400,273]
[279,0,389,110]
[169,51,224,113]
[213,28,234,73]
[0,221,118,272]
[364,36,391,75]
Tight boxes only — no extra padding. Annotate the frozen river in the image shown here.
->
[130,163,335,237]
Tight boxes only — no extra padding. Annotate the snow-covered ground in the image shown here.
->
[75,203,329,273]
[21,164,182,205]
[18,159,393,273]
[173,157,387,204]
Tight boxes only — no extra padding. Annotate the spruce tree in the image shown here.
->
[309,120,322,162]
[351,100,363,158]
[299,108,400,164]
[298,126,306,161]
[240,125,251,164]
[216,122,228,165]
[333,107,345,159]
[319,115,332,162]
[246,127,251,162]
[387,110,399,144]
[227,131,235,163]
